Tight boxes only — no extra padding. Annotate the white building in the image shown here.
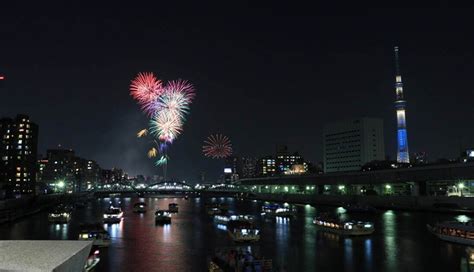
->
[323,118,385,173]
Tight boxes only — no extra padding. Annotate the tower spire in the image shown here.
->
[394,46,410,163]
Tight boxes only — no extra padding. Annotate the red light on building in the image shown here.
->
[0,75,4,80]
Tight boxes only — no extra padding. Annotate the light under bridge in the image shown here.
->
[91,181,194,195]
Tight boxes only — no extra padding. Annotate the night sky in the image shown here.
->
[1,6,474,183]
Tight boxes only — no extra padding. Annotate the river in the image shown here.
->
[0,195,470,271]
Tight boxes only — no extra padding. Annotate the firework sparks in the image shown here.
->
[130,72,163,113]
[155,155,169,166]
[149,110,183,143]
[147,147,158,158]
[203,134,232,158]
[130,72,195,174]
[149,79,195,120]
[137,129,148,138]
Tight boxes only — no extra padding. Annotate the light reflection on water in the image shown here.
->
[383,210,397,271]
[344,238,353,271]
[0,197,467,271]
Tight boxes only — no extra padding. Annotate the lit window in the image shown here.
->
[18,140,22,144]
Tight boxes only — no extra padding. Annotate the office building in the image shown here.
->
[258,156,276,177]
[323,118,385,173]
[0,114,38,195]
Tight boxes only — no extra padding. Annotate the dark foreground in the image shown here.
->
[0,196,470,271]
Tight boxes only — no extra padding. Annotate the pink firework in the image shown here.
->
[203,134,232,159]
[130,72,163,113]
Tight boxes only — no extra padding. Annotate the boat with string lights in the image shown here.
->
[313,215,375,236]
[427,220,474,246]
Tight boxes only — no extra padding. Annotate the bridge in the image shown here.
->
[238,162,474,196]
[91,181,194,196]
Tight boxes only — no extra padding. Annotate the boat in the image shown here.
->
[261,204,296,218]
[168,203,179,213]
[206,204,224,216]
[155,210,171,224]
[313,216,375,236]
[227,220,260,242]
[208,247,273,272]
[344,203,377,213]
[214,214,256,225]
[427,220,474,246]
[461,247,474,272]
[78,224,111,247]
[133,202,147,213]
[103,206,123,223]
[48,209,72,224]
[84,248,100,271]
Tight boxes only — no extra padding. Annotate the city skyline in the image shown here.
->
[1,7,474,181]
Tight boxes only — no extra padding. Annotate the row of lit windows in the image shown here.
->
[324,148,360,155]
[325,140,361,147]
[326,159,361,164]
[326,155,361,161]
[324,130,359,137]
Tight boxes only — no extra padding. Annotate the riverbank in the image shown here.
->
[0,193,87,224]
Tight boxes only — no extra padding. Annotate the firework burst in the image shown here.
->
[203,134,233,158]
[130,72,195,178]
[149,79,195,120]
[149,110,183,143]
[130,72,163,113]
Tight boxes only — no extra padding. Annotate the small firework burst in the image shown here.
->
[203,134,232,159]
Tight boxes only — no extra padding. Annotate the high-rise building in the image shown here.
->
[241,157,257,178]
[276,151,305,174]
[323,118,385,173]
[258,156,276,177]
[0,114,38,195]
[39,148,102,192]
[224,156,241,183]
[394,46,410,163]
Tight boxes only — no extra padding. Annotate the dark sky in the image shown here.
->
[1,6,474,183]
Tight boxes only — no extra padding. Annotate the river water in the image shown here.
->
[0,195,470,271]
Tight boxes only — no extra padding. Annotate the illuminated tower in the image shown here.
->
[394,46,410,163]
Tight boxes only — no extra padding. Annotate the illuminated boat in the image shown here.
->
[78,224,111,247]
[313,216,375,236]
[103,206,123,223]
[155,210,171,224]
[261,204,296,218]
[427,221,474,246]
[48,209,71,224]
[168,203,179,213]
[227,221,260,242]
[84,248,100,271]
[209,246,273,271]
[133,202,147,213]
[214,214,256,225]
